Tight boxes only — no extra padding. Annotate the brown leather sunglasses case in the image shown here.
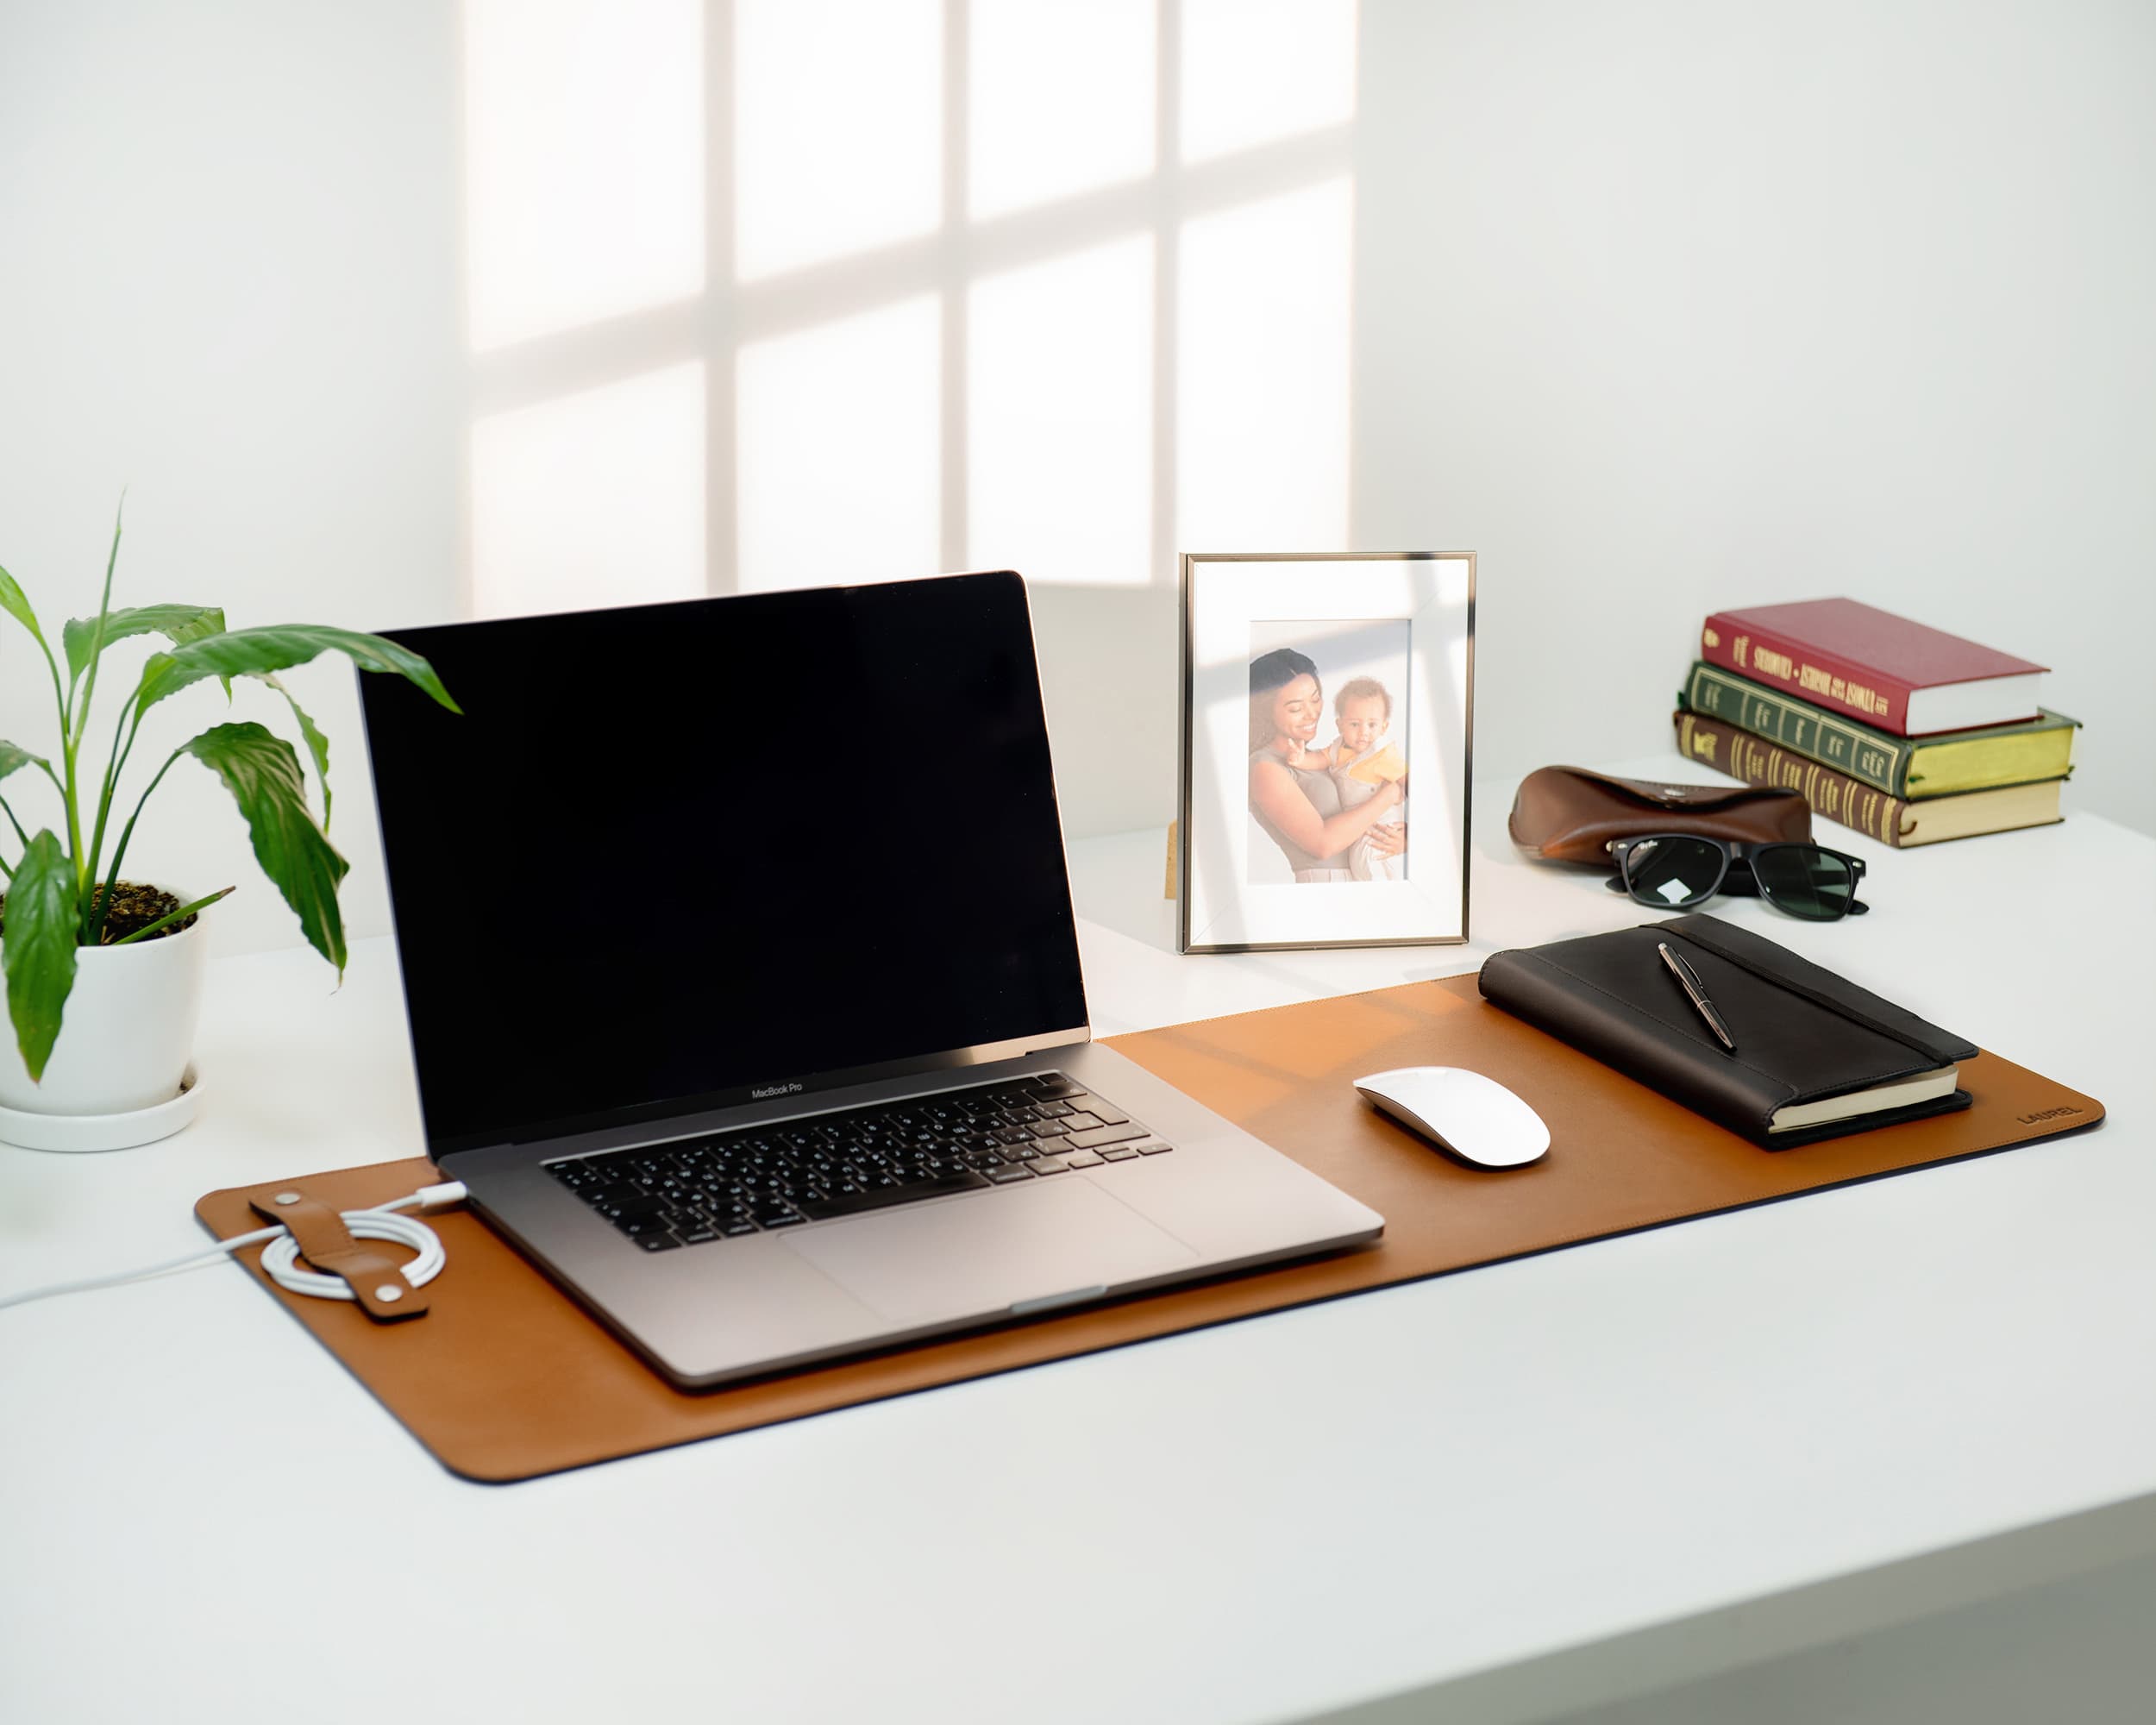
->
[1508,764,1813,864]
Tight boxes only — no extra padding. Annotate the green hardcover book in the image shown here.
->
[1680,662,2077,799]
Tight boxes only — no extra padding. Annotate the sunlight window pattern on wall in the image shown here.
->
[464,0,1357,617]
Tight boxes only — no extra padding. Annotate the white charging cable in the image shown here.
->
[0,1181,468,1313]
[257,1203,449,1299]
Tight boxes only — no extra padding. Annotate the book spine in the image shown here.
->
[1675,711,1911,847]
[1701,612,1914,735]
[1682,662,1914,795]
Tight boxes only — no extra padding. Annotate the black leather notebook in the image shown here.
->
[1479,914,1979,1147]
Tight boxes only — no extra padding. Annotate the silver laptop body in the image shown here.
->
[360,572,1382,1389]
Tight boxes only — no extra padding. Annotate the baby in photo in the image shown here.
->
[1326,677,1407,881]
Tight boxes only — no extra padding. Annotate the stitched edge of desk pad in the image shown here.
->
[195,975,2104,1483]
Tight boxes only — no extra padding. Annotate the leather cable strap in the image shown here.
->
[248,1192,431,1322]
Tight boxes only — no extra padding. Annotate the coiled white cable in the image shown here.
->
[0,1181,467,1312]
[258,1204,448,1298]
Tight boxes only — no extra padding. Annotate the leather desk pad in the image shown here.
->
[196,975,2103,1483]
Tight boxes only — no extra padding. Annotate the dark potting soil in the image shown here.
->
[0,881,193,944]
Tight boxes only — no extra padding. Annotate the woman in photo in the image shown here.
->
[1247,647,1406,883]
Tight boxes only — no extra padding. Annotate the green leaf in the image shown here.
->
[1,831,79,1083]
[62,604,226,682]
[182,722,350,974]
[136,625,460,720]
[0,562,50,649]
[0,741,49,786]
[255,673,332,830]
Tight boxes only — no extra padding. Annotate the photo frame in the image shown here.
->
[1178,552,1476,953]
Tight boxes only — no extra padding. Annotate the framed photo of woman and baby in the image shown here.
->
[1177,552,1475,953]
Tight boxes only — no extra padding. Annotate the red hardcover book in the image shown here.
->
[1700,599,2046,737]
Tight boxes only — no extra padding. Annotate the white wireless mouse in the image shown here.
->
[1353,1067,1551,1169]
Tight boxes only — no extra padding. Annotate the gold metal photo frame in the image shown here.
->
[1178,552,1476,954]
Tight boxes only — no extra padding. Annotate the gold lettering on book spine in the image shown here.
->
[1756,657,1896,722]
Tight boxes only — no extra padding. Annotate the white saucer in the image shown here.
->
[0,1067,204,1152]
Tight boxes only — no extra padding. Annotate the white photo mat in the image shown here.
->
[1180,554,1475,953]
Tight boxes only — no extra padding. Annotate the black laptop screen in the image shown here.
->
[359,572,1088,1156]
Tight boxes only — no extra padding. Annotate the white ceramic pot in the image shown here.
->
[0,890,209,1118]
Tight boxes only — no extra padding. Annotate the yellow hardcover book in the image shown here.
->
[1894,779,2064,845]
[1905,718,2078,798]
[1683,663,2078,799]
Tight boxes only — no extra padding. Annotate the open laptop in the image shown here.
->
[358,571,1382,1389]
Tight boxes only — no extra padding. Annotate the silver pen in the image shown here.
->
[1658,941,1736,1051]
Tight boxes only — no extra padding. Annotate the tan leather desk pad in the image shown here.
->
[196,975,2103,1483]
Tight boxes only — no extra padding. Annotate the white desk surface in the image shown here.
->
[3,756,2150,1725]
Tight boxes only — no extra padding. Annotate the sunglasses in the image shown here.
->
[1602,835,1870,920]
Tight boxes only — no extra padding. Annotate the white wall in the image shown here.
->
[5,0,2150,967]
[1352,0,2156,839]
[0,1,462,960]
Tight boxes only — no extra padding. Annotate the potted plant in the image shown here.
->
[0,507,457,1145]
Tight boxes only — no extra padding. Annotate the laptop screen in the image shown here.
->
[359,572,1088,1156]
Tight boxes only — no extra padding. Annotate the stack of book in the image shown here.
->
[1673,599,2077,848]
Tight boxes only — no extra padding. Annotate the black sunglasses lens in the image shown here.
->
[1622,837,1724,907]
[1751,846,1858,920]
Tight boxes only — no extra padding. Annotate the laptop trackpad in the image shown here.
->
[783,1180,1197,1326]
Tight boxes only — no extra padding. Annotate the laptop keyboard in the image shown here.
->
[546,1072,1174,1252]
